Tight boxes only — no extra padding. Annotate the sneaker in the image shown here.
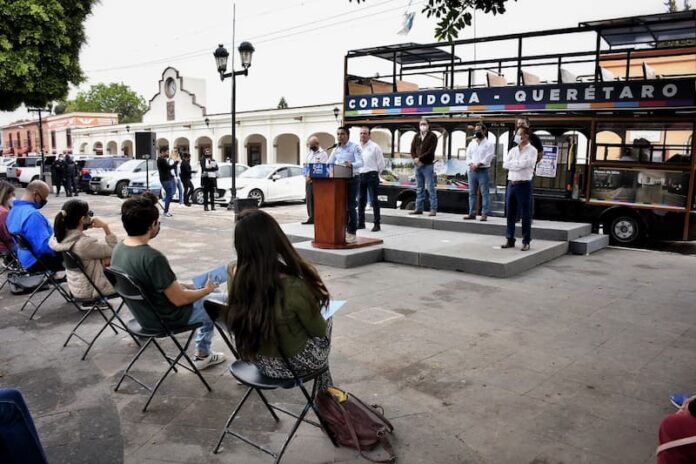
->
[671,393,690,408]
[429,211,437,217]
[463,215,476,220]
[409,210,423,215]
[345,233,357,244]
[501,241,515,249]
[193,351,227,370]
[480,215,488,222]
[521,243,530,251]
[371,224,381,232]
[164,212,173,217]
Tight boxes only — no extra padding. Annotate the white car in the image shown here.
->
[228,163,305,206]
[0,157,16,179]
[89,159,157,198]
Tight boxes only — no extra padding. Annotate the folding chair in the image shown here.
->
[11,233,78,320]
[0,240,22,292]
[104,267,213,412]
[206,300,337,463]
[61,250,140,360]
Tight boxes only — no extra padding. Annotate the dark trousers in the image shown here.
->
[26,254,64,274]
[202,178,216,210]
[62,176,75,196]
[182,177,194,205]
[305,181,314,221]
[505,181,533,245]
[0,388,48,464]
[346,177,359,234]
[358,171,380,226]
[161,179,176,213]
[53,176,63,195]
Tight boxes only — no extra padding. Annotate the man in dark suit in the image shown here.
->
[410,118,438,216]
[180,153,194,207]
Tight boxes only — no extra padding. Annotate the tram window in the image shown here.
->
[595,123,693,164]
[591,167,688,209]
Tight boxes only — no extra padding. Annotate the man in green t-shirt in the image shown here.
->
[111,193,226,370]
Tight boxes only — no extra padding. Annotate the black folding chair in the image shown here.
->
[61,251,140,360]
[206,300,337,463]
[0,240,23,292]
[11,233,78,320]
[104,268,213,412]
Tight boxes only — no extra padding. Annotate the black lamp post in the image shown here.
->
[27,106,51,181]
[333,106,340,122]
[214,41,254,211]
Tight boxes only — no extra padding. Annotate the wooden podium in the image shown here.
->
[309,163,383,250]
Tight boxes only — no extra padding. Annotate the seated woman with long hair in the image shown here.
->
[0,180,16,253]
[225,209,333,391]
[49,199,117,300]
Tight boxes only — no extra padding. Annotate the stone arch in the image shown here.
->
[244,134,267,166]
[308,132,335,152]
[173,137,190,155]
[195,136,213,162]
[274,133,301,165]
[121,140,133,157]
[217,135,239,163]
[369,129,391,154]
[79,142,89,154]
[156,138,169,152]
[106,141,118,155]
[93,141,103,155]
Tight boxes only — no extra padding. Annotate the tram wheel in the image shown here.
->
[606,213,644,246]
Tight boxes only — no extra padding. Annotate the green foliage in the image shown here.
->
[277,96,289,109]
[0,0,96,111]
[63,82,148,124]
[349,0,516,41]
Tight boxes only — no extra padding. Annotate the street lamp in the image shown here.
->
[213,41,255,211]
[126,125,130,133]
[27,106,52,181]
[333,106,340,122]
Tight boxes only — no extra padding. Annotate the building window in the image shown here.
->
[50,130,56,149]
[8,134,12,148]
[27,130,32,151]
[66,129,72,148]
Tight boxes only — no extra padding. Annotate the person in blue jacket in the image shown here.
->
[7,180,64,273]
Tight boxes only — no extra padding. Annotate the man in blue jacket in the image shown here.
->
[7,180,64,273]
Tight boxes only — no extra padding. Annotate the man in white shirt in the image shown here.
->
[302,135,328,225]
[463,122,495,221]
[357,127,386,232]
[502,126,537,251]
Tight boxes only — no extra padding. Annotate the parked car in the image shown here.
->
[225,163,305,206]
[0,157,16,179]
[89,159,157,198]
[7,156,48,187]
[78,156,129,192]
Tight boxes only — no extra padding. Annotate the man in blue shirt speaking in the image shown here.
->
[327,127,363,243]
[7,180,64,273]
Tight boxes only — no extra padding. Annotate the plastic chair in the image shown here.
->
[104,267,213,412]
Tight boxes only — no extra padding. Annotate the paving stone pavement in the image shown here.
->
[1,192,695,463]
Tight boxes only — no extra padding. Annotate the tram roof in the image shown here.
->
[348,42,459,65]
[581,10,696,46]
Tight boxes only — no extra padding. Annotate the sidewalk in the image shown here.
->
[1,195,693,463]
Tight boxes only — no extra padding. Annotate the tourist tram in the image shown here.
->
[341,11,696,246]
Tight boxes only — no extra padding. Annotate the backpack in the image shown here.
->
[315,387,396,463]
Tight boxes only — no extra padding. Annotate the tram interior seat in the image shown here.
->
[370,79,393,94]
[642,62,660,80]
[599,66,616,82]
[348,81,372,95]
[560,68,579,84]
[521,70,541,85]
[486,72,508,87]
[396,80,419,92]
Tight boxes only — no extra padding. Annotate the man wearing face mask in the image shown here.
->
[200,149,219,212]
[111,192,226,370]
[502,127,537,251]
[410,118,438,216]
[302,135,328,225]
[463,122,495,221]
[7,180,65,273]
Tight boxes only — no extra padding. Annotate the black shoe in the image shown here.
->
[409,210,423,215]
[211,208,216,211]
[184,203,191,207]
[463,215,476,220]
[357,223,366,230]
[501,241,515,249]
[301,220,314,225]
[371,224,381,232]
[204,207,209,211]
[521,243,530,251]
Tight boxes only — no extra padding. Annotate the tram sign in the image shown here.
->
[345,78,696,117]
[536,146,559,178]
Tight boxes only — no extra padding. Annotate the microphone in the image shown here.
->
[326,143,338,151]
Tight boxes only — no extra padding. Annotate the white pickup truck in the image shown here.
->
[7,156,46,187]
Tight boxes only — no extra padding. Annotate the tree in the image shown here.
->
[350,0,516,41]
[277,96,289,109]
[0,0,97,111]
[62,82,148,124]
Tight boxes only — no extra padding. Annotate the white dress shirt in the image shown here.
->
[503,143,537,181]
[359,140,385,174]
[465,137,495,168]
[304,148,328,166]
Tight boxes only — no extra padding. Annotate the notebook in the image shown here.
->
[192,265,228,289]
[322,300,346,320]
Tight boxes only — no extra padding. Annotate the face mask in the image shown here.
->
[475,131,483,139]
[309,145,318,151]
[34,194,47,209]
[514,134,522,145]
[419,125,428,132]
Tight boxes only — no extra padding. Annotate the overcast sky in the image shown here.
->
[0,0,668,126]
